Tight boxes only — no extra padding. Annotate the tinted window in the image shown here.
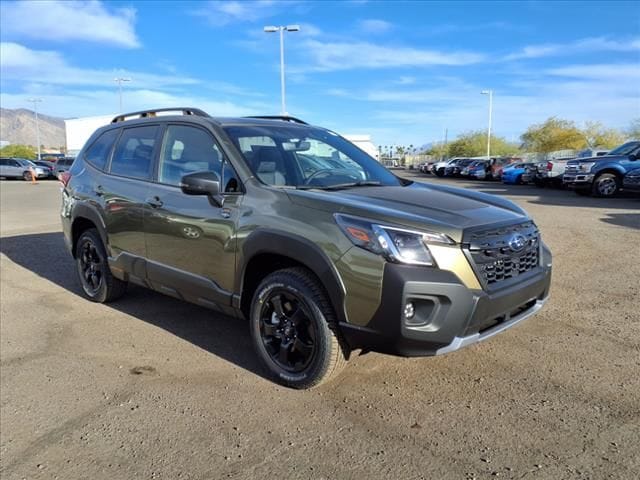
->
[85,129,119,170]
[158,125,240,192]
[0,159,7,166]
[110,126,158,180]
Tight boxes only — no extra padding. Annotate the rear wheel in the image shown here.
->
[250,267,348,389]
[75,228,127,303]
[592,173,620,197]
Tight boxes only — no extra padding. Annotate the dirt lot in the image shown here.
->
[1,176,639,480]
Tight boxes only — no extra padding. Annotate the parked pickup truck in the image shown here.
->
[563,141,640,197]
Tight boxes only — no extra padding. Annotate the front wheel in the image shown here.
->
[435,168,445,177]
[250,267,348,389]
[592,173,620,197]
[23,171,32,181]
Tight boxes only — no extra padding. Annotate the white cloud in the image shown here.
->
[191,0,280,27]
[396,76,417,85]
[0,0,140,48]
[0,42,199,89]
[358,19,393,34]
[0,89,265,119]
[504,36,640,61]
[546,63,640,82]
[297,40,484,72]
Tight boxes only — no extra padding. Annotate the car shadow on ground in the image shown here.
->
[408,174,640,212]
[0,231,267,380]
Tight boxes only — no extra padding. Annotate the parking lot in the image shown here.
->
[1,176,638,479]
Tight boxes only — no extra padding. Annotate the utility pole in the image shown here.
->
[481,90,493,159]
[264,25,300,115]
[114,77,131,113]
[443,127,448,160]
[28,98,42,160]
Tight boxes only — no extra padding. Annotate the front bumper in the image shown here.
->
[563,173,594,187]
[339,252,552,356]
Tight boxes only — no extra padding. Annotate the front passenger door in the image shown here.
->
[144,124,243,306]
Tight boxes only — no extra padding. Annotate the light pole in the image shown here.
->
[27,98,42,160]
[481,90,493,159]
[264,25,300,115]
[114,77,131,113]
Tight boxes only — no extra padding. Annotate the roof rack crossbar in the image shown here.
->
[245,115,308,125]
[111,107,210,124]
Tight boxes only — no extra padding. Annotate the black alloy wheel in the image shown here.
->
[259,289,317,373]
[250,267,347,389]
[79,238,104,296]
[74,228,127,303]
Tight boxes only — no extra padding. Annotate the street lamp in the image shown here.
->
[27,98,42,160]
[114,77,131,113]
[481,90,493,159]
[264,25,300,115]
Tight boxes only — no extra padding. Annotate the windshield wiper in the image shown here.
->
[316,180,383,190]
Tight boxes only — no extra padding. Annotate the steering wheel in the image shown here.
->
[304,168,361,185]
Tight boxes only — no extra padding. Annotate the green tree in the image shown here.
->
[581,121,625,149]
[520,117,586,153]
[626,118,640,140]
[447,131,519,157]
[0,144,37,159]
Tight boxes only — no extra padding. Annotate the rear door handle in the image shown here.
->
[145,196,163,208]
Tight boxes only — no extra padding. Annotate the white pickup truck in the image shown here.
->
[534,150,609,187]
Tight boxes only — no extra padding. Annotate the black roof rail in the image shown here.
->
[111,107,210,124]
[245,115,308,125]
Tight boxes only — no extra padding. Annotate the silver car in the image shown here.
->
[0,157,48,180]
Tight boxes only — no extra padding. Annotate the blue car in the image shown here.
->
[502,163,533,185]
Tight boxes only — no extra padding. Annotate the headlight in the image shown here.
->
[335,214,454,266]
[579,162,596,172]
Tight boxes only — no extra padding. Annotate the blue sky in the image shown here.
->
[1,0,639,146]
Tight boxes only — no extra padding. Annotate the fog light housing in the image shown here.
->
[404,302,415,319]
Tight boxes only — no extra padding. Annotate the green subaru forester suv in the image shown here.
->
[61,108,552,388]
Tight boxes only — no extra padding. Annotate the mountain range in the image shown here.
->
[0,108,66,149]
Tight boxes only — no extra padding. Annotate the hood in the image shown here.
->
[568,155,624,164]
[286,182,528,243]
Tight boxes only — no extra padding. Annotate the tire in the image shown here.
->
[435,168,445,177]
[75,228,127,303]
[250,267,348,389]
[23,171,32,181]
[592,173,620,197]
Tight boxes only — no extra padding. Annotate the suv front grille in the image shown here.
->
[465,222,540,287]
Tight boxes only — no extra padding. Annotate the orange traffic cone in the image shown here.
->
[29,167,38,185]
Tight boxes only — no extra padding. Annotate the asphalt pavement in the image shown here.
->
[1,175,639,480]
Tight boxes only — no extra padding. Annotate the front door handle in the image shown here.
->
[145,196,163,208]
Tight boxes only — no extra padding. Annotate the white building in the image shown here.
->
[65,114,114,157]
[344,134,378,160]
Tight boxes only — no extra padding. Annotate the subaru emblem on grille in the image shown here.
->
[508,234,527,252]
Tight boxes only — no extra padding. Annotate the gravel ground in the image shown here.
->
[1,176,639,480]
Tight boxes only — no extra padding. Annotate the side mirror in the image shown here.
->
[629,153,638,161]
[180,171,224,207]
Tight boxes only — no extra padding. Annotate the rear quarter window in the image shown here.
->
[85,129,120,170]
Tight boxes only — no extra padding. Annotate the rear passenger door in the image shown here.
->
[102,125,161,270]
[143,123,243,306]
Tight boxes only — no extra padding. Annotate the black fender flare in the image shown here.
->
[70,203,109,255]
[237,229,347,323]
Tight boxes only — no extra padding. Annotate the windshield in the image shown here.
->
[606,141,640,156]
[16,159,36,167]
[224,125,402,189]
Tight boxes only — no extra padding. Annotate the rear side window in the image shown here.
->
[85,129,119,170]
[110,126,159,180]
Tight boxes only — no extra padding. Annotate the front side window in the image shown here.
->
[158,125,240,192]
[85,129,119,170]
[224,125,401,189]
[110,125,159,180]
[607,141,640,156]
